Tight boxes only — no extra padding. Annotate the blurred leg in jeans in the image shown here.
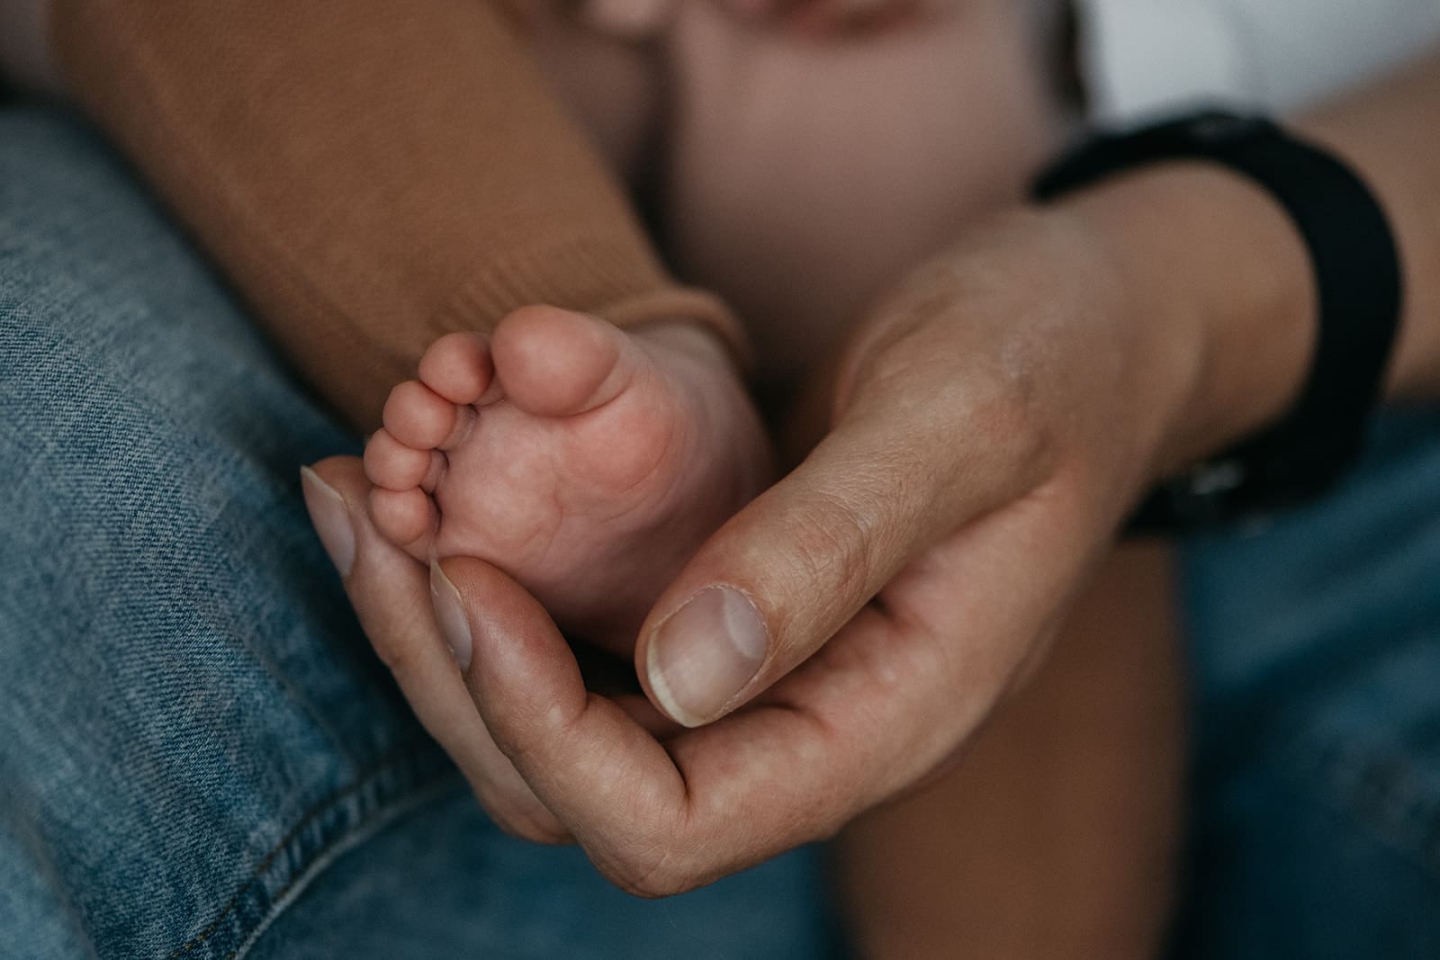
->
[1176,408,1440,959]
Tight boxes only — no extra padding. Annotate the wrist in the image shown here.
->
[1056,162,1319,477]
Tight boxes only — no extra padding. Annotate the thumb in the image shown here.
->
[637,401,1039,728]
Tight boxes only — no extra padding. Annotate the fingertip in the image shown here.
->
[301,464,356,578]
[483,802,575,846]
[300,457,384,547]
[433,556,593,745]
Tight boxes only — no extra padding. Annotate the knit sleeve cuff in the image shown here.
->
[435,229,752,374]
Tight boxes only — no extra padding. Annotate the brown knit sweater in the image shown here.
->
[51,0,744,429]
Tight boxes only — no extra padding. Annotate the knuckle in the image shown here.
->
[940,358,1055,485]
[485,804,571,846]
[785,491,876,601]
[478,805,530,840]
[524,822,574,847]
[606,850,700,900]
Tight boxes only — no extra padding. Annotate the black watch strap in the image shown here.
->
[1033,110,1404,533]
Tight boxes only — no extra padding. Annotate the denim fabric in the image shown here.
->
[1174,408,1440,959]
[0,106,838,960]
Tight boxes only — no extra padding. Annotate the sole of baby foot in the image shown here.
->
[364,306,770,656]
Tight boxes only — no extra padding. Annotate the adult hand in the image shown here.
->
[304,189,1262,894]
[300,458,574,843]
[302,52,1440,893]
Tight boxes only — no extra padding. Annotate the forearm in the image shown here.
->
[1303,52,1440,401]
[1058,47,1440,474]
[47,0,741,429]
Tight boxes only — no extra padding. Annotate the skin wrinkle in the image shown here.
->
[951,230,1141,499]
[361,595,441,679]
[779,491,877,618]
[766,611,929,770]
[817,629,924,758]
[844,279,1066,514]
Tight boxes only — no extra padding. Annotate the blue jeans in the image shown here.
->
[0,106,840,959]
[1172,408,1440,958]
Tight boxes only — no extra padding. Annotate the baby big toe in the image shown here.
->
[491,306,636,418]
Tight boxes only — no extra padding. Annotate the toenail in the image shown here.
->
[430,562,474,674]
[300,466,356,578]
[646,587,768,727]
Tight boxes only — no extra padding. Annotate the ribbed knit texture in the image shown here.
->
[51,0,746,428]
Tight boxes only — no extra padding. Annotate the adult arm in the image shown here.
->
[40,0,741,429]
[306,47,1440,893]
[632,43,1440,730]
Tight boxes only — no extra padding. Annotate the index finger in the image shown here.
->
[302,456,571,844]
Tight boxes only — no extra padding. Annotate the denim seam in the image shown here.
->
[166,739,458,959]
[229,779,469,960]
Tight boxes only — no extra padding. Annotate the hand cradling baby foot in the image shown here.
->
[363,305,770,658]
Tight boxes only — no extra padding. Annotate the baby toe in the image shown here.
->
[369,486,437,556]
[420,332,495,405]
[383,380,459,450]
[364,428,435,491]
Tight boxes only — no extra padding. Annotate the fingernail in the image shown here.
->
[647,587,768,727]
[300,466,355,578]
[430,562,473,674]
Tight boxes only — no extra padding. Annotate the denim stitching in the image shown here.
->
[225,780,466,960]
[167,739,454,958]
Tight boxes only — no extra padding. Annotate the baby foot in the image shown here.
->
[364,305,770,656]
